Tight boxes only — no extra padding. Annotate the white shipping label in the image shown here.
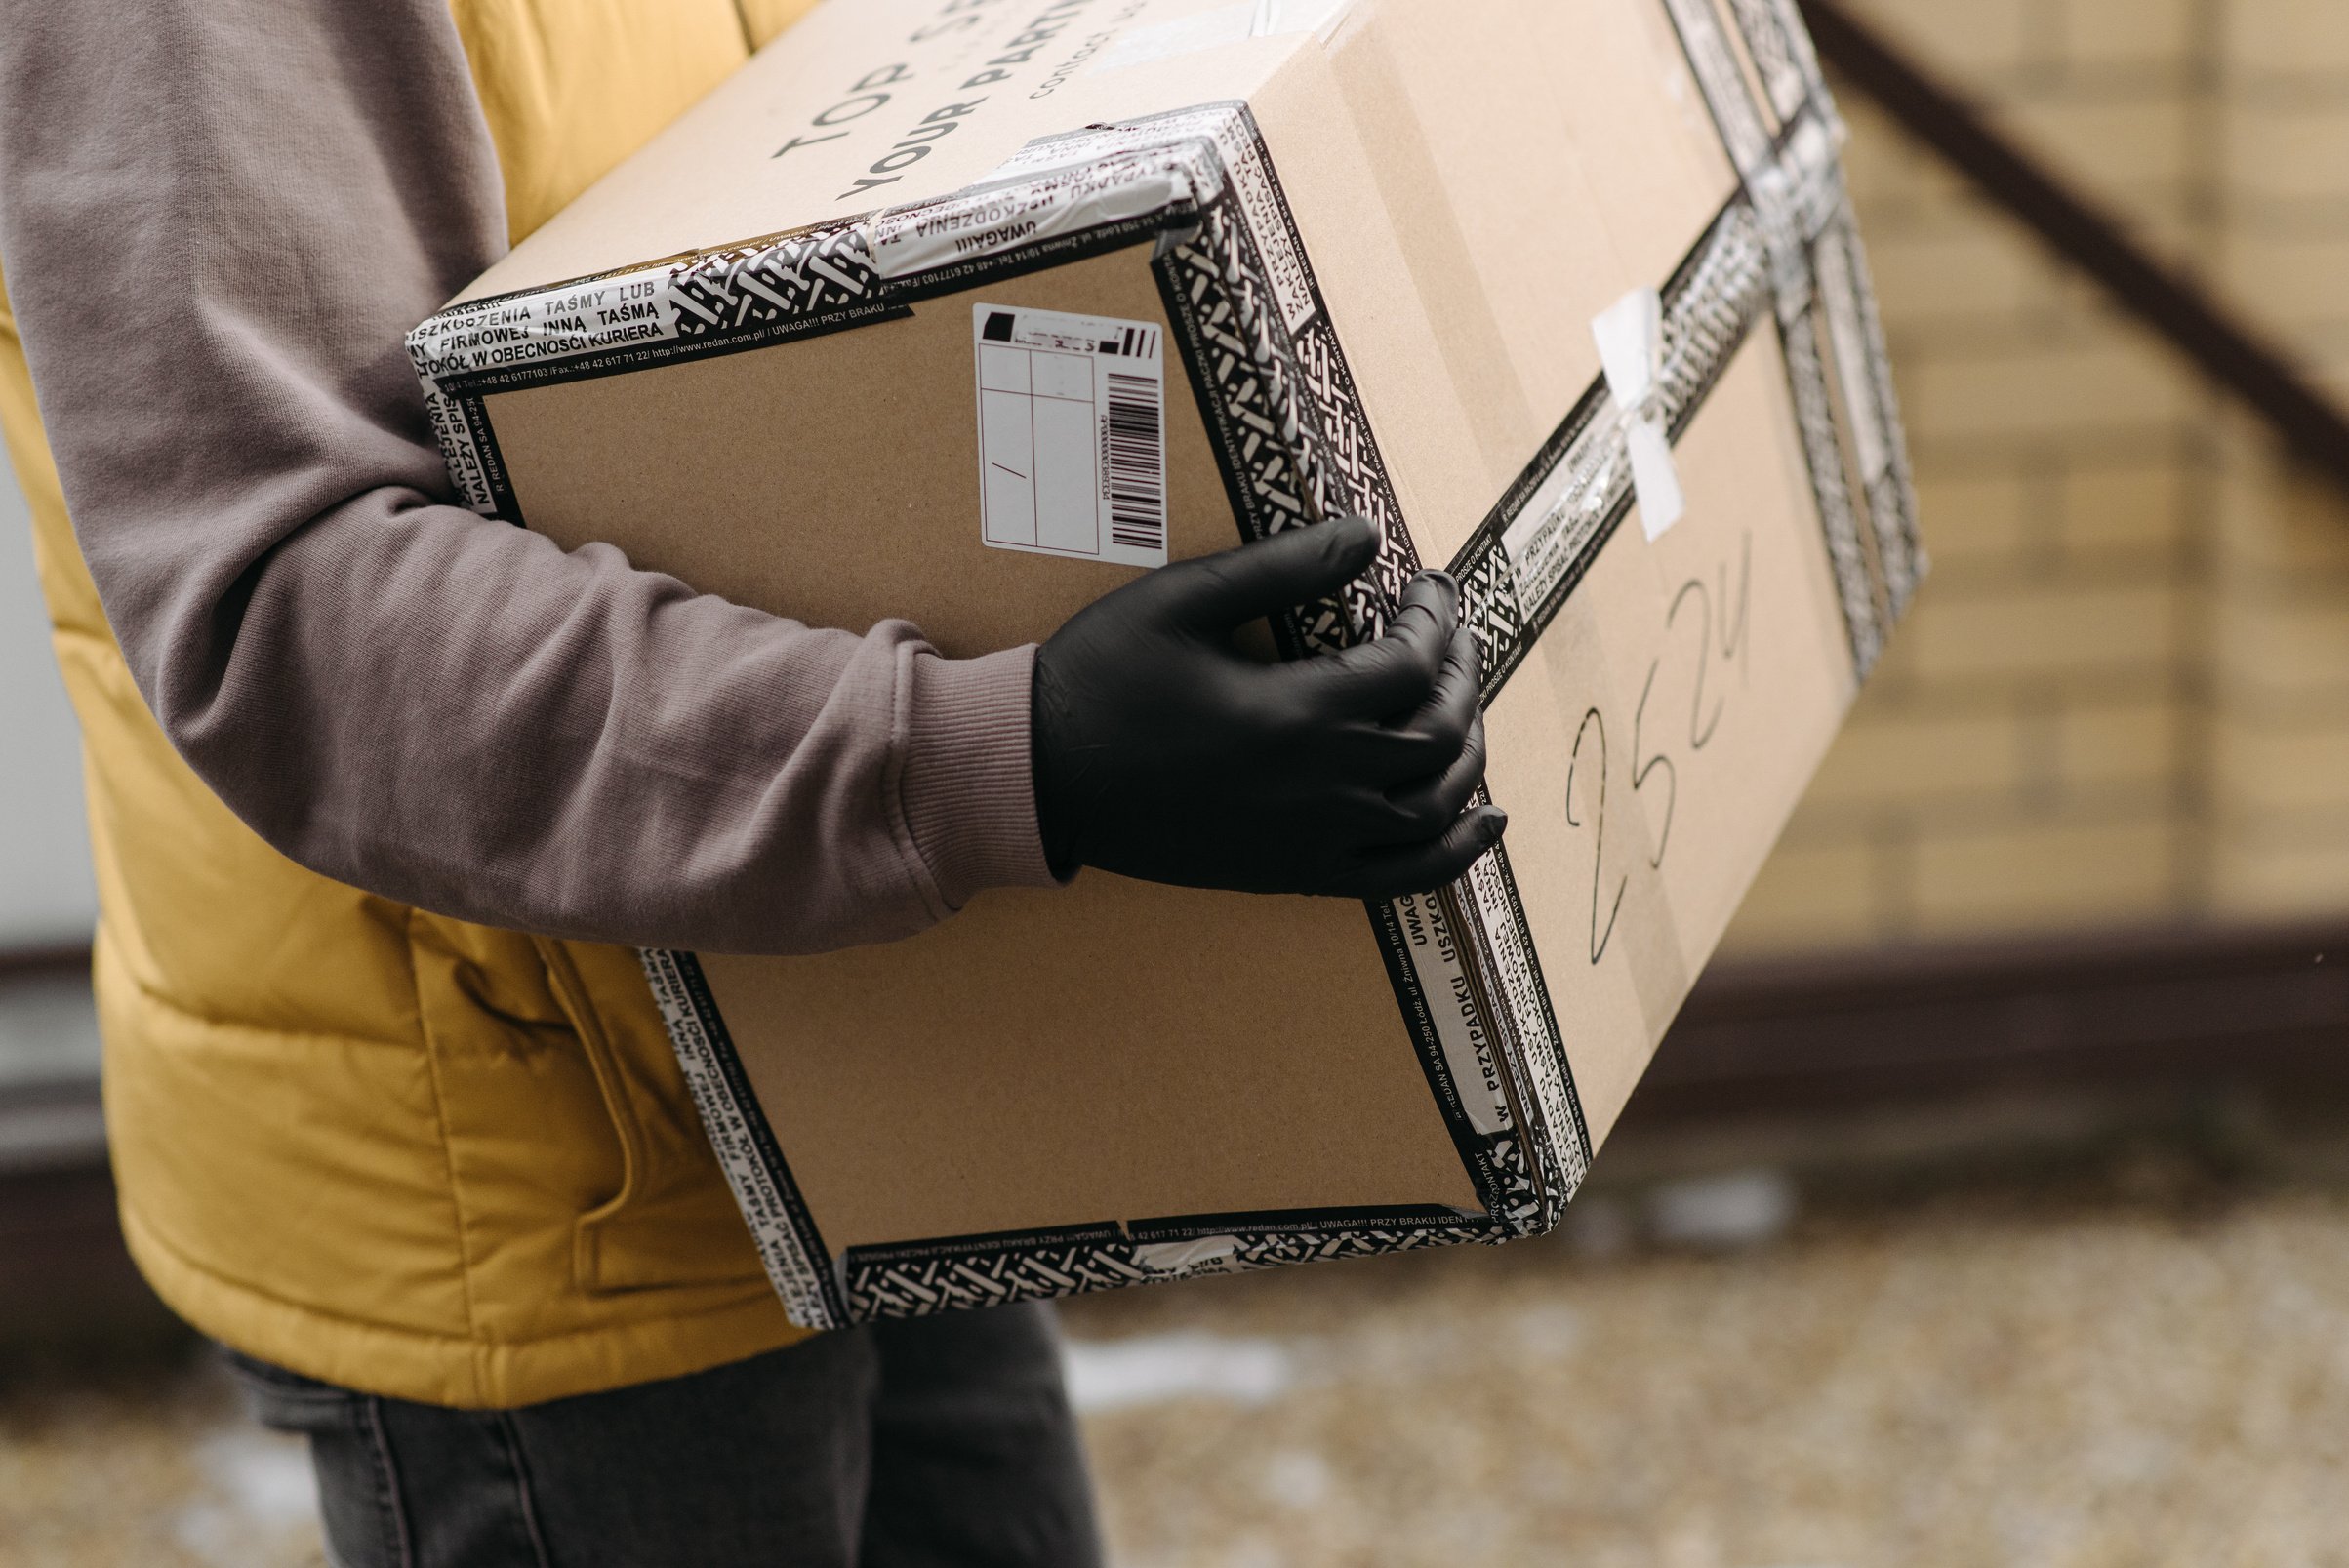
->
[972,303,1170,570]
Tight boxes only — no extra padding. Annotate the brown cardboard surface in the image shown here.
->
[414,0,1919,1317]
[1640,333,1860,968]
[498,240,1483,1239]
[1250,0,1741,568]
[705,875,1480,1252]
[1479,338,1856,1147]
[490,246,1211,654]
[457,0,1316,305]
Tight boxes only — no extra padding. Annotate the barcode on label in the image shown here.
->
[973,302,1170,570]
[1104,372,1165,553]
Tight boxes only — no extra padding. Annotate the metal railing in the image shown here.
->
[1799,0,2349,495]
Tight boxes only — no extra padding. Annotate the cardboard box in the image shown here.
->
[410,0,1924,1328]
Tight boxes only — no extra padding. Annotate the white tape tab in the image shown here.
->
[1098,3,1253,69]
[1133,1236,1241,1274]
[973,303,1170,570]
[1096,0,1354,71]
[1253,0,1353,31]
[1592,287,1686,541]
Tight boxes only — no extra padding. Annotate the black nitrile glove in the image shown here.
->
[1032,515,1506,901]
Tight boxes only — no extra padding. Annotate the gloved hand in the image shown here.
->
[1032,515,1505,901]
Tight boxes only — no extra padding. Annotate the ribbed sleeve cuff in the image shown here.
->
[899,644,1061,911]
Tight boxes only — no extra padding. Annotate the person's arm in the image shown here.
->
[0,0,1499,959]
[0,0,1057,955]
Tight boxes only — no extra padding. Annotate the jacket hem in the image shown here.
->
[119,1203,814,1410]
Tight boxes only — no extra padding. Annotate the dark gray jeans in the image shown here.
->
[223,1302,1103,1568]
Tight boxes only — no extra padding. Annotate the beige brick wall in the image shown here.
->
[1724,0,2349,956]
[2207,1,2349,919]
[2209,429,2349,918]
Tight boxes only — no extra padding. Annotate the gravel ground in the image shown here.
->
[9,1133,2349,1567]
[0,1339,325,1568]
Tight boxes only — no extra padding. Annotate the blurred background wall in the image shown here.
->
[0,449,96,958]
[0,443,102,1106]
[1723,0,2349,955]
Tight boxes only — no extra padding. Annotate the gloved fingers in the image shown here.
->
[1389,620,1482,753]
[1296,570,1458,720]
[1362,715,1489,845]
[1153,514,1381,633]
[1336,804,1510,901]
[1315,624,1481,778]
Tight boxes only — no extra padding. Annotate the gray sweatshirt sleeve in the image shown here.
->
[0,0,1057,955]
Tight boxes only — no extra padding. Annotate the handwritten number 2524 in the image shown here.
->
[1563,535,1751,966]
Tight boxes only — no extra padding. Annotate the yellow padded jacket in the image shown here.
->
[0,0,825,1411]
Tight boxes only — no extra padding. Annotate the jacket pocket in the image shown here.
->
[535,939,768,1293]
